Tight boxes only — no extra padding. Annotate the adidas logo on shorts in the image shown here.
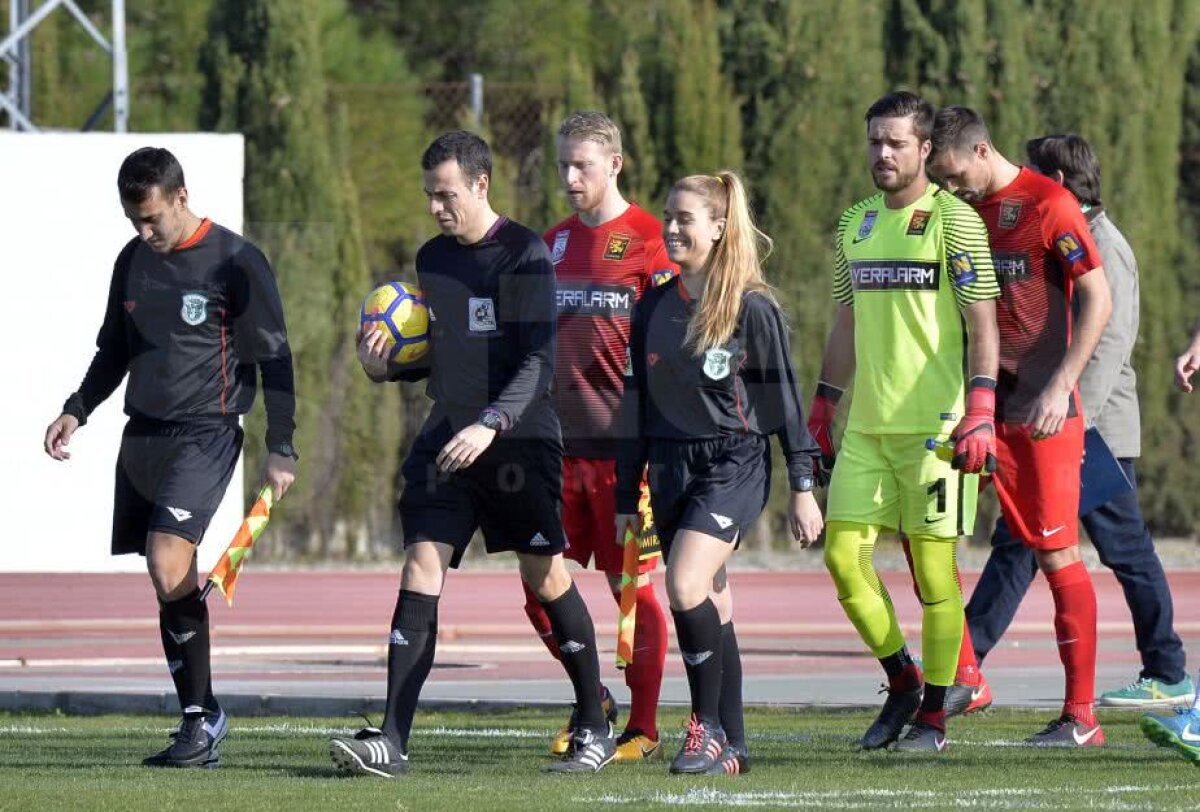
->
[710,512,733,530]
[529,532,551,547]
[166,506,193,522]
[560,640,586,654]
[389,629,409,646]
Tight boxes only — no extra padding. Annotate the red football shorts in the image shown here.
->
[561,456,658,575]
[990,417,1084,550]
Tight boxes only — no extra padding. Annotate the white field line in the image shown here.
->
[577,785,1199,809]
[0,723,550,738]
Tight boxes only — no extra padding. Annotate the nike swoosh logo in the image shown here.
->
[1041,526,1066,537]
[935,735,946,751]
[1072,725,1101,745]
[1182,723,1200,743]
[970,686,985,702]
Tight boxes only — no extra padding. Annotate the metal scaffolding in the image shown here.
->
[2,0,127,132]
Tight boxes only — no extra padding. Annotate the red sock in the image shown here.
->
[915,709,946,731]
[522,580,561,661]
[1045,561,1097,725]
[954,562,980,685]
[956,623,980,685]
[613,583,666,741]
[890,662,924,693]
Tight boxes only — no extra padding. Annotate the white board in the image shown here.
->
[0,132,246,572]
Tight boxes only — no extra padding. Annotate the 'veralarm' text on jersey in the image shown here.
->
[833,184,999,435]
[614,279,817,512]
[65,220,296,447]
[547,203,677,458]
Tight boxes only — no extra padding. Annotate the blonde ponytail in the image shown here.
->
[674,170,776,352]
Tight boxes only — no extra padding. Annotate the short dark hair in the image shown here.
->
[1025,134,1102,207]
[421,130,492,183]
[117,147,185,203]
[931,105,991,158]
[865,91,935,141]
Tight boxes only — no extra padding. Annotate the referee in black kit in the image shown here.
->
[615,171,824,776]
[331,131,615,777]
[43,147,298,768]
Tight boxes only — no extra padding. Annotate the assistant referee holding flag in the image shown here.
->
[43,147,298,768]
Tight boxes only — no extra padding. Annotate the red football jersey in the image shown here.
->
[973,168,1103,422]
[546,203,677,457]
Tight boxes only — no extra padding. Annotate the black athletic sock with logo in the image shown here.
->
[382,590,439,751]
[541,583,605,734]
[672,599,723,726]
[719,622,745,750]
[158,588,215,714]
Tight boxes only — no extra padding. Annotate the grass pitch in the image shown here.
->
[1,707,1198,811]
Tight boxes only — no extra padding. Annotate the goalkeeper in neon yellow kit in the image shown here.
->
[808,92,999,752]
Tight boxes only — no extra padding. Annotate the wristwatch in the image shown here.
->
[477,408,505,432]
[268,442,300,461]
[794,476,815,493]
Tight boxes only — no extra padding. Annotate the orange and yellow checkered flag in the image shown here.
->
[200,485,274,606]
[616,486,661,668]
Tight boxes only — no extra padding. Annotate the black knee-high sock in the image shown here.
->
[541,583,605,734]
[158,588,215,715]
[382,590,439,751]
[672,599,723,727]
[719,622,745,750]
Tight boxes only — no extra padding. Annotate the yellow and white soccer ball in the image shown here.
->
[359,281,430,364]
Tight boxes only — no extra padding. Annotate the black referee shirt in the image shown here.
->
[395,217,558,439]
[615,277,817,512]
[64,220,296,448]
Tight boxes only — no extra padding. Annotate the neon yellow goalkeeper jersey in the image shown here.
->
[833,183,999,435]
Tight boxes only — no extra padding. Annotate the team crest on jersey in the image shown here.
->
[906,209,931,236]
[468,297,497,332]
[180,293,208,326]
[948,252,978,286]
[853,210,878,243]
[999,199,1023,229]
[651,269,674,287]
[604,233,632,260]
[702,348,732,381]
[551,230,569,264]
[1055,231,1085,262]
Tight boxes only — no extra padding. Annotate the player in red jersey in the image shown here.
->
[929,106,1113,746]
[522,111,676,762]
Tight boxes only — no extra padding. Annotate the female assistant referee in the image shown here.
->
[615,170,824,776]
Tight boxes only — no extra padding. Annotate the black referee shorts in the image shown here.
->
[399,420,567,568]
[112,418,243,555]
[646,434,770,560]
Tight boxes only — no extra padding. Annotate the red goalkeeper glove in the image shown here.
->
[951,377,997,474]
[807,381,843,485]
